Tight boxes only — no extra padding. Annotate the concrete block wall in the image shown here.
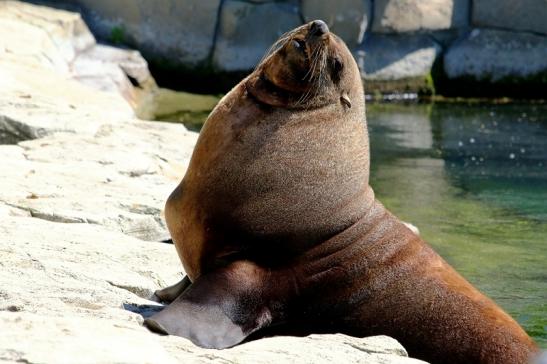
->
[52,0,547,97]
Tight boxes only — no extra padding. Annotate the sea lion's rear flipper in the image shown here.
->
[144,261,273,349]
[153,275,192,303]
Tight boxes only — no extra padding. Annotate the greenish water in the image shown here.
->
[160,101,547,347]
[367,103,547,347]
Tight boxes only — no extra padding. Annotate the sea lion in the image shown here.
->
[144,20,539,363]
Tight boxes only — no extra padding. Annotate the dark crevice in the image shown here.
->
[209,0,227,63]
[368,0,375,34]
[0,115,44,145]
[0,129,23,145]
[106,280,153,300]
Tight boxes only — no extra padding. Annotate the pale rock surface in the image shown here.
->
[372,0,469,33]
[301,0,371,47]
[0,8,71,74]
[71,43,155,109]
[0,217,427,363]
[444,28,547,82]
[473,0,547,35]
[0,0,94,69]
[212,0,302,72]
[161,334,428,364]
[0,60,134,141]
[0,120,196,241]
[0,217,181,319]
[0,3,191,241]
[0,1,155,110]
[0,2,428,363]
[0,200,31,218]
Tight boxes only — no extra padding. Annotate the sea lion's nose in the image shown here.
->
[309,20,329,36]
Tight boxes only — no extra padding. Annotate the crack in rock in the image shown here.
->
[0,350,32,364]
[106,280,154,300]
[0,114,50,144]
[29,210,92,224]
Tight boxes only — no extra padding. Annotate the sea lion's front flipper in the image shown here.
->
[153,275,192,303]
[144,261,273,349]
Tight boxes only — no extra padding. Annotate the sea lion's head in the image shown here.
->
[247,20,361,109]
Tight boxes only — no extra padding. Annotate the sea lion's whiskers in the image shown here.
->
[301,47,328,108]
[297,87,312,106]
[297,46,322,105]
[298,45,328,107]
[297,85,313,106]
[314,46,327,84]
[319,47,328,80]
[312,48,327,91]
[307,50,321,84]
[306,44,322,78]
[303,45,322,81]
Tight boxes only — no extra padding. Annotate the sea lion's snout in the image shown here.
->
[309,20,329,37]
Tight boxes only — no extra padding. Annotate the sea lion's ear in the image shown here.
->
[144,262,272,349]
[341,92,351,108]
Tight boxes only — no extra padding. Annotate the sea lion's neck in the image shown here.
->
[245,73,337,110]
[291,196,414,307]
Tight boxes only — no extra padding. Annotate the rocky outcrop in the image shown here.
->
[472,0,547,35]
[0,2,428,363]
[0,0,155,110]
[0,0,94,71]
[372,0,469,33]
[72,44,155,108]
[444,28,547,96]
[0,60,133,141]
[356,34,441,94]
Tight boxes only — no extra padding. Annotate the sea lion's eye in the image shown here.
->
[292,39,306,52]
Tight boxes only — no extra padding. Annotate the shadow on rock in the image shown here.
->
[123,302,164,319]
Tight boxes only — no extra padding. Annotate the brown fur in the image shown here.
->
[157,21,538,363]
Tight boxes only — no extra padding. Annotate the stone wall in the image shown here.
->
[32,0,547,96]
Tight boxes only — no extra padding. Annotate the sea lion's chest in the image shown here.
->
[183,91,370,247]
